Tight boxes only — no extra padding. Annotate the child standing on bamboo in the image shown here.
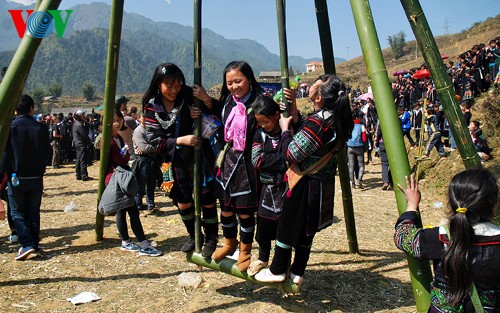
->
[247,94,299,276]
[211,61,263,271]
[395,169,500,312]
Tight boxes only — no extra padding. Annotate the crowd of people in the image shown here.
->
[0,45,499,311]
[345,38,498,191]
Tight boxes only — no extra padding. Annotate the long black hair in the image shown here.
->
[141,63,190,112]
[442,168,498,306]
[316,74,354,144]
[219,61,263,103]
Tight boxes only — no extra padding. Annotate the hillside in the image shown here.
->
[0,2,343,95]
[333,15,500,90]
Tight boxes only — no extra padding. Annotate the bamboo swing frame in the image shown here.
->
[0,0,483,310]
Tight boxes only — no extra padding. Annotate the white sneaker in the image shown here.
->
[254,268,285,283]
[290,272,304,285]
[9,234,19,243]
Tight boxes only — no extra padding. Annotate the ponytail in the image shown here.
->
[442,209,473,306]
[316,74,354,144]
[442,168,498,306]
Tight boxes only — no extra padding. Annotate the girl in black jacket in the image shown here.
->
[395,169,499,312]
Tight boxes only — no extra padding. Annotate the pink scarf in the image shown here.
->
[224,95,248,152]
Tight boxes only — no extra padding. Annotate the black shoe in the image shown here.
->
[201,238,217,258]
[180,238,195,253]
[82,177,94,181]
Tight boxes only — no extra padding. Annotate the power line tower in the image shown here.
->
[442,17,449,35]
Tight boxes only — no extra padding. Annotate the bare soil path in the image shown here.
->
[0,158,449,313]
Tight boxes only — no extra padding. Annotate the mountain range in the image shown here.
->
[0,2,345,95]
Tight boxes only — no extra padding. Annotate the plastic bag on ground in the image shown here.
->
[64,201,78,212]
[178,272,202,289]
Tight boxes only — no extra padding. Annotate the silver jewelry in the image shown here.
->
[155,101,183,130]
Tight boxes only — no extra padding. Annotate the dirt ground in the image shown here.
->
[0,154,462,313]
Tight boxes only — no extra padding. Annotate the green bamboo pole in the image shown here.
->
[95,0,125,241]
[314,0,358,253]
[275,0,290,117]
[350,0,432,311]
[314,0,336,75]
[34,0,42,11]
[192,0,203,253]
[187,252,299,293]
[399,0,482,169]
[0,0,62,157]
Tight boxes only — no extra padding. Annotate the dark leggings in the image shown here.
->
[256,216,278,262]
[115,205,146,242]
[270,234,315,277]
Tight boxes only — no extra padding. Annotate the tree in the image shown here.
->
[48,83,63,98]
[387,31,406,60]
[31,87,45,112]
[82,81,95,101]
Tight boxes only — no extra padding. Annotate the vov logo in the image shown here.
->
[8,10,73,39]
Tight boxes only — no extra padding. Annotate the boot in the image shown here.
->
[180,208,196,253]
[235,242,252,272]
[211,238,238,261]
[201,223,218,258]
[180,236,196,253]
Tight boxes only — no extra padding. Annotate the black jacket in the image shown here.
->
[72,119,91,148]
[0,114,49,178]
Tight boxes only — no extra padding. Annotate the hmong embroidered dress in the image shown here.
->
[395,211,500,312]
[144,93,215,206]
[276,110,339,247]
[216,92,260,212]
[251,128,288,221]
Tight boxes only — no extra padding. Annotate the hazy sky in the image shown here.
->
[8,0,500,60]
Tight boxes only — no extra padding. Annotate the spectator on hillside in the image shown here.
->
[411,101,423,146]
[469,121,491,162]
[420,108,446,160]
[397,106,416,147]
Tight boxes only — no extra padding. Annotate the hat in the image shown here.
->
[75,109,85,116]
[115,95,130,105]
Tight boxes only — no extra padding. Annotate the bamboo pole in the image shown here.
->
[349,0,432,311]
[314,0,358,253]
[275,0,290,117]
[0,0,62,157]
[95,0,125,241]
[314,0,336,75]
[192,0,203,253]
[188,0,299,292]
[187,252,299,294]
[399,0,482,169]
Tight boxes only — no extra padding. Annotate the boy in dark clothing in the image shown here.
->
[0,95,49,260]
[420,108,446,160]
[411,101,423,146]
